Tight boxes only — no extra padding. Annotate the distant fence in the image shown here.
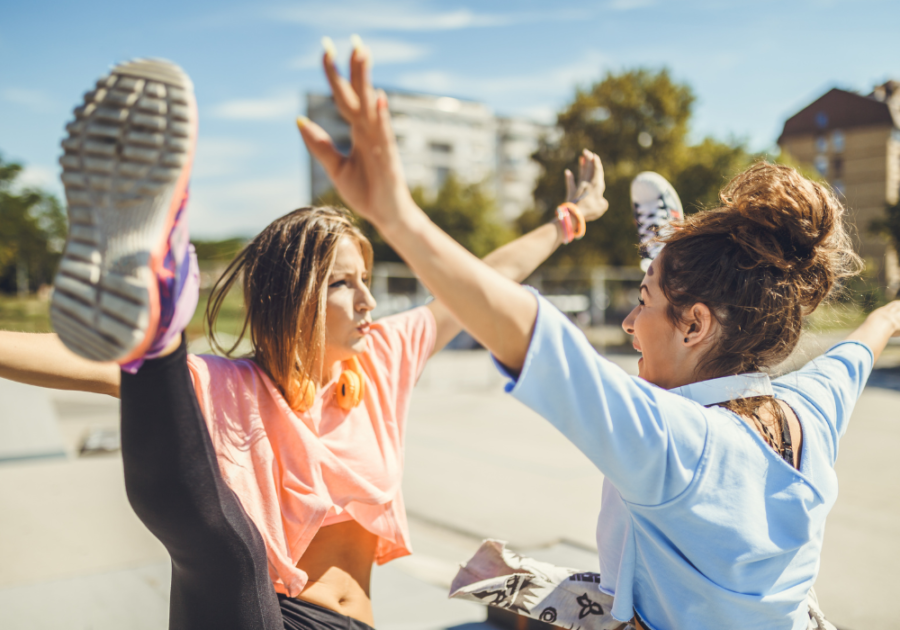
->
[371,262,644,327]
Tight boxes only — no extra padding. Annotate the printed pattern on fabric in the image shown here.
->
[450,540,633,630]
[186,306,437,598]
[449,540,837,630]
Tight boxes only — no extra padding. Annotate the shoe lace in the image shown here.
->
[634,195,672,245]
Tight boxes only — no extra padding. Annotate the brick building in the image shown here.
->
[778,81,900,282]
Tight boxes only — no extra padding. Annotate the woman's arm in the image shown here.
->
[427,151,608,353]
[0,331,120,397]
[299,47,603,370]
[844,300,900,362]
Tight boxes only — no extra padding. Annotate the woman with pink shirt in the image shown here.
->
[0,57,608,629]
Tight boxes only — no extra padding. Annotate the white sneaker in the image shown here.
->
[631,172,683,271]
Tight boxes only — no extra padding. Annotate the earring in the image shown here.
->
[683,338,689,343]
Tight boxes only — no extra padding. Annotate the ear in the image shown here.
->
[680,303,716,347]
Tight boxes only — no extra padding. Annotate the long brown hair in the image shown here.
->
[657,162,862,440]
[205,206,373,410]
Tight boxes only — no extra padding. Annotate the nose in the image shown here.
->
[622,305,638,335]
[357,282,377,313]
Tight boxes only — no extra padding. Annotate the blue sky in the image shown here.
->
[2,0,898,238]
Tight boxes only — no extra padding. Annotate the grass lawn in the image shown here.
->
[0,287,248,353]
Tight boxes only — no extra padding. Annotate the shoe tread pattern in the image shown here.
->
[51,59,195,362]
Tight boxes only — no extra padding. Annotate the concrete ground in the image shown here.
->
[0,336,898,629]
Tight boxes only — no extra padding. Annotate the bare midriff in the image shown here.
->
[293,519,379,626]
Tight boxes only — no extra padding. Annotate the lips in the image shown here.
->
[356,322,371,335]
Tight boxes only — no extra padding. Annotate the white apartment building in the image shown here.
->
[306,90,554,222]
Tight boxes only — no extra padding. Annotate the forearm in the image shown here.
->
[386,203,537,370]
[483,221,561,282]
[844,302,900,363]
[0,332,120,397]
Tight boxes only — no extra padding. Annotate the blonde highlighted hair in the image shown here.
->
[206,206,373,410]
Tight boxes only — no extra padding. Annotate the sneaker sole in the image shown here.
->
[51,59,197,363]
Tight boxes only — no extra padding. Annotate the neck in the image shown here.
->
[315,360,343,388]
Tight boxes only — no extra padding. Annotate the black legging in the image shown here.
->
[120,338,283,630]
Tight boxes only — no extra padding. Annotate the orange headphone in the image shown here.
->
[297,356,367,412]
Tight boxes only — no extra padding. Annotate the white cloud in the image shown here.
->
[269,2,515,31]
[606,0,658,10]
[192,137,261,179]
[16,164,58,190]
[188,173,304,238]
[291,37,429,69]
[9,164,64,200]
[2,87,55,111]
[210,92,299,121]
[395,50,610,108]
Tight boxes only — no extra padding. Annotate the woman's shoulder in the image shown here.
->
[187,353,267,382]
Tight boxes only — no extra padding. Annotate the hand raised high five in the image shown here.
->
[297,41,415,231]
[297,37,608,372]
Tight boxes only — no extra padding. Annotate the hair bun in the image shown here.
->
[718,161,841,276]
[662,161,862,312]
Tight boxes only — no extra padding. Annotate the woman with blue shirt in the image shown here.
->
[298,46,900,629]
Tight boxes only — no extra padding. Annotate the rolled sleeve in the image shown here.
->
[491,288,708,506]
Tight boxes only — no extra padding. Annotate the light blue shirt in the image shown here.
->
[494,290,873,629]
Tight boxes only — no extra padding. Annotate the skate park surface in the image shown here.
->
[1,334,898,630]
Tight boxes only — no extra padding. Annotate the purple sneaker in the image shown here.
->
[51,58,198,367]
[631,172,684,271]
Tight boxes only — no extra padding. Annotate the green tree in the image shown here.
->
[317,174,513,262]
[0,154,67,294]
[525,68,754,266]
[191,237,246,263]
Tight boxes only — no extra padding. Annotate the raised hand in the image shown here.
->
[297,40,415,229]
[564,149,608,222]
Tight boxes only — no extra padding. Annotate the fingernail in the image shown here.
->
[296,116,310,130]
[321,36,336,60]
[351,34,363,51]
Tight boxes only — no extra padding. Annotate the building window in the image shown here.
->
[815,155,828,176]
[435,167,451,188]
[816,136,828,153]
[430,142,453,154]
[815,111,829,129]
[893,128,900,144]
[831,129,845,153]
[831,157,843,178]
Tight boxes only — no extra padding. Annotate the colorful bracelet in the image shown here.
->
[556,202,586,244]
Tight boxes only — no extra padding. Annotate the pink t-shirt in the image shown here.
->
[186,306,436,597]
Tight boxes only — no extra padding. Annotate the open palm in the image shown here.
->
[297,47,414,229]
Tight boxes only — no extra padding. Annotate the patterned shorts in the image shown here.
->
[449,540,836,630]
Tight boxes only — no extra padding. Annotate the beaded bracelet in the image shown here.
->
[555,202,586,244]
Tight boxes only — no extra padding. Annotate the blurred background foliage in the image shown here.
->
[0,154,67,294]
[522,68,757,266]
[1,67,895,336]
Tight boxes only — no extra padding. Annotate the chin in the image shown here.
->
[349,336,370,355]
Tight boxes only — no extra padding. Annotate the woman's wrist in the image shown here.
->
[872,301,900,337]
[554,202,585,245]
[372,193,425,240]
